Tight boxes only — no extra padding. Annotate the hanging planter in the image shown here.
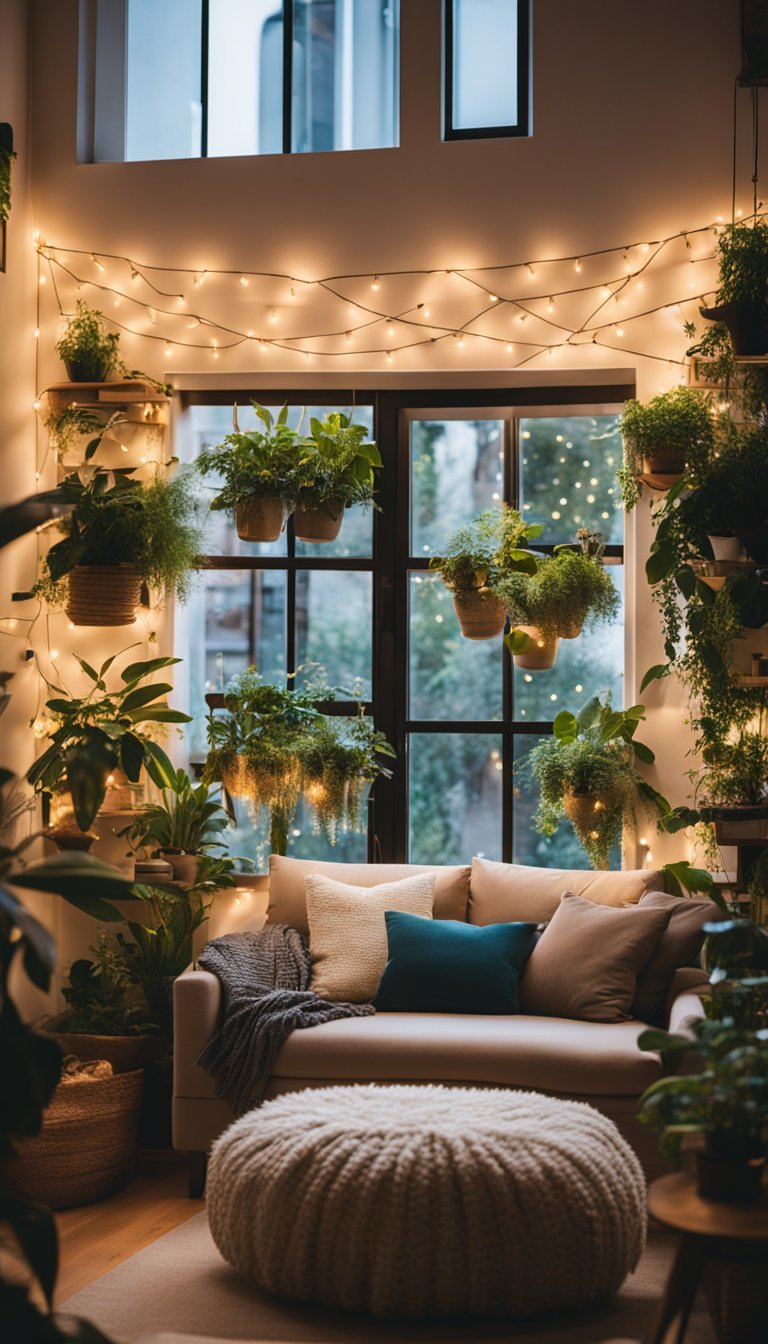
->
[452,588,507,640]
[235,496,289,542]
[699,221,768,360]
[293,505,343,543]
[499,542,619,669]
[66,562,142,626]
[507,625,560,670]
[293,412,382,545]
[700,301,768,360]
[563,789,611,838]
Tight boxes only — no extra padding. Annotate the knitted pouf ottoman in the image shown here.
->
[207,1084,646,1320]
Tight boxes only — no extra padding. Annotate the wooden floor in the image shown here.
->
[55,1153,202,1304]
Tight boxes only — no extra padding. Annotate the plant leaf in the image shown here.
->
[640,663,671,693]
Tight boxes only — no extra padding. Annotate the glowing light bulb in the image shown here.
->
[164,343,172,357]
[489,293,499,302]
[547,297,555,313]
[526,263,535,276]
[387,321,395,337]
[91,253,105,272]
[371,275,381,291]
[239,275,249,286]
[269,309,278,323]
[33,399,41,411]
[615,325,624,337]
[147,307,157,324]
[290,285,296,299]
[114,296,121,307]
[39,275,46,285]
[386,350,393,363]
[506,342,514,353]
[423,306,430,318]
[601,287,612,298]
[50,648,59,660]
[130,269,140,283]
[193,271,206,286]
[574,258,582,272]
[345,331,352,343]
[177,294,186,306]
[454,333,465,348]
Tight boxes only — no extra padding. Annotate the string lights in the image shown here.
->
[33,209,763,370]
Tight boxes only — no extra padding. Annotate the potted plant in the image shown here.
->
[429,507,541,641]
[293,412,383,542]
[498,538,620,668]
[526,697,667,869]
[618,387,715,510]
[700,219,768,358]
[701,731,768,841]
[27,652,190,832]
[55,299,122,382]
[203,667,395,856]
[16,463,205,626]
[44,955,155,1074]
[197,401,313,543]
[122,768,233,884]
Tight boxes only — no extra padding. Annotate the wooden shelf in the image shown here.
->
[43,380,169,417]
[735,675,768,686]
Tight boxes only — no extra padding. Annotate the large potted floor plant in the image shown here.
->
[293,412,383,542]
[618,387,715,510]
[197,401,313,543]
[429,506,541,641]
[700,218,768,359]
[498,538,620,670]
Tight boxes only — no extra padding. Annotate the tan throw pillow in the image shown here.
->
[469,857,663,925]
[268,855,469,932]
[632,890,725,1024]
[518,892,673,1023]
[305,872,435,1003]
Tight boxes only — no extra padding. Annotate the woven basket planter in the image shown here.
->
[453,589,507,640]
[564,791,608,837]
[1,1068,143,1210]
[66,564,141,627]
[49,1033,150,1074]
[293,506,343,543]
[235,497,288,542]
[511,626,560,670]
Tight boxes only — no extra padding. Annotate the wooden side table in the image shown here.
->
[644,1171,768,1344]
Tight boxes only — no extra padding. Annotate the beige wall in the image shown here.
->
[1,0,754,1005]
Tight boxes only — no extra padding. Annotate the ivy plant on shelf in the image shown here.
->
[525,696,668,869]
[53,299,172,395]
[293,412,383,543]
[618,386,715,511]
[429,506,541,641]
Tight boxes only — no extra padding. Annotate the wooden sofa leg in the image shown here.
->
[188,1151,207,1199]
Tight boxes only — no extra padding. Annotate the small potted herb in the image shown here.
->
[429,507,540,641]
[294,413,383,543]
[700,219,768,358]
[618,387,715,510]
[498,540,620,669]
[55,299,121,382]
[197,401,312,543]
[123,768,233,884]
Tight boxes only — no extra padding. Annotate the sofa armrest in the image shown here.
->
[666,967,709,1035]
[173,969,222,1100]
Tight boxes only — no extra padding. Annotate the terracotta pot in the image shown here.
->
[163,852,200,885]
[696,1149,765,1204]
[235,497,288,542]
[642,447,685,475]
[66,563,141,627]
[452,589,507,640]
[564,790,608,836]
[511,625,559,670]
[700,300,768,359]
[293,506,344,542]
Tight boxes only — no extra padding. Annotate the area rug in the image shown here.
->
[59,1212,715,1343]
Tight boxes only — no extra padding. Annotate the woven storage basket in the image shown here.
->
[66,564,141,627]
[0,1068,143,1210]
[453,590,507,640]
[235,497,287,542]
[293,506,343,542]
[50,1033,149,1074]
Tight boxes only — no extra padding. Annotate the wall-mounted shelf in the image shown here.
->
[735,675,768,686]
[44,380,169,418]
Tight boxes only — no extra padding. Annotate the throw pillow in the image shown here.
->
[305,872,435,1003]
[518,892,673,1023]
[268,855,470,932]
[469,857,663,925]
[375,913,538,1014]
[632,890,725,1024]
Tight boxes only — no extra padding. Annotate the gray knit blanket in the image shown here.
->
[197,923,374,1116]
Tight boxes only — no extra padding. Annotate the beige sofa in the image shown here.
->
[173,857,709,1194]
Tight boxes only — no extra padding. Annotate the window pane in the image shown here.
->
[451,0,520,131]
[409,573,502,720]
[513,566,624,720]
[519,416,624,545]
[122,0,202,161]
[409,733,502,863]
[208,0,284,157]
[292,0,400,153]
[296,570,372,696]
[513,736,621,869]
[410,419,504,557]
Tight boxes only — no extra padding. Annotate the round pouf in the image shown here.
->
[207,1084,646,1319]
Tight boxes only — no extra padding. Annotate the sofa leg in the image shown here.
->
[188,1151,207,1199]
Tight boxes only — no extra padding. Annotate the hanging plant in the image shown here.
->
[0,143,15,227]
[618,387,716,511]
[429,506,541,641]
[525,697,667,869]
[498,537,620,671]
[202,667,395,856]
[293,412,383,542]
[700,219,768,358]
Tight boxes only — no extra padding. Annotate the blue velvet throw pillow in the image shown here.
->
[375,912,538,1014]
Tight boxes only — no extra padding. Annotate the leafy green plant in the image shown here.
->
[123,769,232,857]
[296,413,383,514]
[748,850,768,926]
[45,956,154,1037]
[203,667,395,855]
[703,731,768,807]
[497,545,619,642]
[618,387,715,510]
[0,144,16,226]
[429,506,541,592]
[712,219,768,315]
[26,651,189,830]
[686,319,768,424]
[55,300,121,381]
[197,402,314,511]
[525,696,667,868]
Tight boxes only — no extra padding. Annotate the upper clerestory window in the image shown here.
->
[444,0,530,140]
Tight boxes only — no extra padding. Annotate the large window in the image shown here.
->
[444,0,530,139]
[176,387,628,870]
[89,0,400,162]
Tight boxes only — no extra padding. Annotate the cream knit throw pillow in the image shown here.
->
[305,872,434,1002]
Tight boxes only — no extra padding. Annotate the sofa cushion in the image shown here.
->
[631,890,723,1024]
[469,857,663,925]
[268,855,470,933]
[375,913,538,1014]
[306,872,434,1002]
[518,892,672,1023]
[270,1011,661,1096]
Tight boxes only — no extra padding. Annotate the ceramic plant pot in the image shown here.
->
[293,506,344,543]
[696,1148,765,1204]
[708,534,746,563]
[64,357,114,382]
[510,626,560,670]
[700,301,768,359]
[66,564,142,626]
[452,589,507,640]
[235,497,288,542]
[642,447,685,475]
[163,852,200,885]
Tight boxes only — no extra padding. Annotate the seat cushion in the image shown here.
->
[306,872,434,1002]
[375,913,537,1014]
[268,855,470,932]
[469,857,663,925]
[271,1011,661,1096]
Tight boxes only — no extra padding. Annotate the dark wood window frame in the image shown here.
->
[184,381,631,864]
[443,0,531,141]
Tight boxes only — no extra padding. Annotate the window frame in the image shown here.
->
[183,380,630,865]
[443,0,531,142]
